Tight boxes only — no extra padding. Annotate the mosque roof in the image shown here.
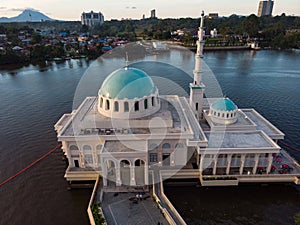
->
[211,98,237,111]
[99,67,157,100]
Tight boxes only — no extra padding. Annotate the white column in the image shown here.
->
[226,154,232,175]
[93,152,98,168]
[196,152,200,167]
[116,166,121,186]
[144,163,149,185]
[213,156,217,175]
[199,155,204,174]
[266,153,273,174]
[79,152,85,167]
[170,153,175,166]
[130,165,136,186]
[102,159,107,186]
[252,154,260,174]
[239,154,246,175]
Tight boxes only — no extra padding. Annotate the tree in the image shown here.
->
[242,14,259,37]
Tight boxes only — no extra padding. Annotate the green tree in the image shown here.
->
[242,14,259,37]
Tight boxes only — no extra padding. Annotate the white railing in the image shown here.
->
[151,171,177,225]
[160,177,187,225]
[87,176,107,225]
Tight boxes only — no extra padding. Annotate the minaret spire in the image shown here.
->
[196,10,205,57]
[189,10,206,120]
[125,52,129,70]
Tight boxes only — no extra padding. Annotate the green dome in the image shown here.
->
[99,67,157,99]
[211,98,237,111]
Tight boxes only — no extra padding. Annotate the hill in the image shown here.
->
[0,9,56,23]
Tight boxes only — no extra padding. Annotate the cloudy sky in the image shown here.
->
[0,0,299,20]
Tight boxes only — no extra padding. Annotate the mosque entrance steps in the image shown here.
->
[64,166,100,181]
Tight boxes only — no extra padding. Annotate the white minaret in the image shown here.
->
[189,10,206,120]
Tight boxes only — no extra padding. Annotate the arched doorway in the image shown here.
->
[120,159,130,186]
[135,159,145,186]
[106,160,116,185]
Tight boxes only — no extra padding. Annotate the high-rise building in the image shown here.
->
[150,9,156,19]
[81,11,104,27]
[207,13,219,19]
[257,0,274,17]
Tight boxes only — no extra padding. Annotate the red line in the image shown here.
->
[0,143,62,188]
[279,140,300,152]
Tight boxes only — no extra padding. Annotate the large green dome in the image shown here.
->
[211,98,237,111]
[99,67,157,100]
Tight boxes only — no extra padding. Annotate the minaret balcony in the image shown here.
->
[193,70,204,75]
[189,82,205,89]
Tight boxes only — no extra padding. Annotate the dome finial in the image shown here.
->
[125,52,129,70]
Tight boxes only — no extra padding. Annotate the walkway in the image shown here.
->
[101,192,167,225]
[152,168,185,225]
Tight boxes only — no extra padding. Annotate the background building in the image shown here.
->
[210,28,218,38]
[258,0,274,17]
[81,11,104,27]
[207,13,219,19]
[151,9,156,19]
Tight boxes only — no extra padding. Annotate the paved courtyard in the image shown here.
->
[101,192,168,225]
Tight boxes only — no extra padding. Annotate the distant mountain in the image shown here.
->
[0,9,56,23]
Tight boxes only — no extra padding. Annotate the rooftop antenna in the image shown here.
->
[125,52,129,70]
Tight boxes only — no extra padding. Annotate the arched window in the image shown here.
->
[144,99,148,109]
[135,159,145,167]
[83,145,92,151]
[152,97,155,106]
[218,112,220,117]
[85,154,93,164]
[134,101,139,111]
[105,99,110,110]
[124,102,129,112]
[227,113,229,118]
[162,143,171,149]
[100,97,103,108]
[120,159,130,167]
[222,113,224,118]
[114,101,119,112]
[196,103,199,111]
[214,111,217,116]
[70,145,79,151]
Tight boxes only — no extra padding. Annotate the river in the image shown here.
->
[0,47,300,225]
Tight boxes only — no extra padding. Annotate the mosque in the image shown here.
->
[54,12,300,189]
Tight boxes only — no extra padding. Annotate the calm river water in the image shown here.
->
[0,47,300,225]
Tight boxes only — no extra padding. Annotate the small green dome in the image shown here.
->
[211,98,237,111]
[99,67,157,99]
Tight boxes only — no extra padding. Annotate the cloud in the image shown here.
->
[9,7,40,12]
[0,7,7,10]
[11,8,25,12]
[125,6,137,10]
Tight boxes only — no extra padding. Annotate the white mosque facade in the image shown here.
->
[55,12,300,188]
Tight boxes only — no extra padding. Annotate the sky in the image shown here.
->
[0,0,299,20]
